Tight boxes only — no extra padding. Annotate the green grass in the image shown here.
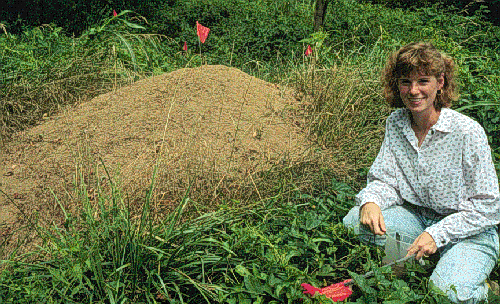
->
[0,165,449,303]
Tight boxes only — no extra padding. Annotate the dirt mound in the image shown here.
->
[0,65,329,230]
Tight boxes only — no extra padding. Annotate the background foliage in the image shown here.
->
[2,0,500,153]
[362,0,500,26]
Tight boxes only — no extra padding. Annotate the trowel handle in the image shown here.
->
[379,254,416,269]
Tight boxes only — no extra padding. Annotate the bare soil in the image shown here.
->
[0,65,339,249]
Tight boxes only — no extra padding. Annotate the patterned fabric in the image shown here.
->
[356,108,500,248]
[343,205,499,303]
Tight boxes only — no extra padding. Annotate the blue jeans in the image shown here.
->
[343,203,499,303]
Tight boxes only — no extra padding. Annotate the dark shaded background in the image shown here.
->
[0,0,498,36]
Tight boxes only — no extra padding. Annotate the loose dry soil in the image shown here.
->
[0,65,340,249]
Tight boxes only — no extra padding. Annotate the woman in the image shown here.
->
[343,42,500,303]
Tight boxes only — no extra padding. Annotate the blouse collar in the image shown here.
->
[396,108,454,133]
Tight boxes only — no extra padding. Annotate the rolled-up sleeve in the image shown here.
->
[425,125,500,247]
[356,119,403,210]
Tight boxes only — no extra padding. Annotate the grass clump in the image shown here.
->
[1,167,442,303]
[286,35,395,188]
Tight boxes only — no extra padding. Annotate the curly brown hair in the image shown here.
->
[382,42,459,110]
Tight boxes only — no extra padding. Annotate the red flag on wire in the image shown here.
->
[196,21,210,43]
[302,280,352,302]
[183,41,188,51]
[113,10,118,17]
[305,45,313,56]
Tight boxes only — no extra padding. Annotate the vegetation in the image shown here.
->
[1,0,500,302]
[0,168,451,303]
[0,10,182,143]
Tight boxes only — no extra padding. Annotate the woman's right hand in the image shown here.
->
[360,202,386,235]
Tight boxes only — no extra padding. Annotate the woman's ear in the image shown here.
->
[437,73,445,89]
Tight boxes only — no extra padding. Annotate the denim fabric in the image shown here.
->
[343,203,499,303]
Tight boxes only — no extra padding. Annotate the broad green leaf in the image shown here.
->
[347,270,377,295]
[235,264,251,277]
[121,20,146,30]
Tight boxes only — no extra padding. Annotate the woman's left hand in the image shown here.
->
[406,232,437,260]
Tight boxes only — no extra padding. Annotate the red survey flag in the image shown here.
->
[113,10,118,17]
[302,280,352,302]
[196,21,210,43]
[305,45,313,56]
[183,41,188,51]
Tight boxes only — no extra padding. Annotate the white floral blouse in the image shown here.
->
[356,108,500,248]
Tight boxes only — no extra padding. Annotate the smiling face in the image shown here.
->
[397,71,444,116]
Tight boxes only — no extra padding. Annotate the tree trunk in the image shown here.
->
[314,0,330,32]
